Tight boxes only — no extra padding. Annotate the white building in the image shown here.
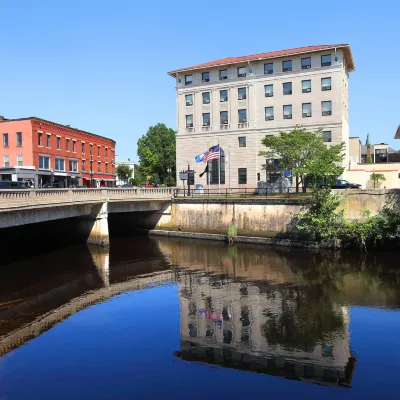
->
[168,44,355,189]
[115,160,137,186]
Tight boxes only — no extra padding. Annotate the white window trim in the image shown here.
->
[39,155,51,170]
[55,157,66,172]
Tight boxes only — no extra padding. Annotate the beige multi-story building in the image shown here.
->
[168,44,355,189]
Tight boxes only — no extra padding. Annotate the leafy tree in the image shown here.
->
[259,126,345,192]
[370,172,386,189]
[137,123,176,186]
[129,164,146,186]
[116,164,133,184]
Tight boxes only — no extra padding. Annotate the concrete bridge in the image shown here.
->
[0,188,173,245]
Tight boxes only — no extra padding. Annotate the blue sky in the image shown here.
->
[0,0,398,161]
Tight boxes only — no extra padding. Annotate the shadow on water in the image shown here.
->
[1,235,400,388]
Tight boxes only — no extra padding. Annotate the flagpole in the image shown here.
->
[218,139,220,194]
[206,141,210,194]
[228,145,231,193]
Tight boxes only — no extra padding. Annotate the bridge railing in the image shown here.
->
[0,187,174,209]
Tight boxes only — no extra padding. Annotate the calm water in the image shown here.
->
[0,237,400,399]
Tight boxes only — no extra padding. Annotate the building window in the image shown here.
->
[202,72,210,82]
[321,77,332,91]
[16,132,22,146]
[3,133,8,147]
[98,162,101,172]
[82,142,85,154]
[4,154,9,167]
[71,141,76,152]
[220,90,228,102]
[265,107,274,120]
[238,168,247,184]
[55,157,65,171]
[185,75,192,85]
[69,160,78,172]
[39,155,50,169]
[38,132,43,146]
[185,115,193,128]
[105,147,108,158]
[322,101,332,116]
[257,172,260,181]
[57,137,61,150]
[264,63,273,74]
[238,109,247,123]
[238,137,246,147]
[185,94,193,106]
[282,60,292,72]
[82,160,86,171]
[302,103,312,117]
[17,154,23,166]
[202,92,210,104]
[202,113,210,127]
[208,148,225,184]
[90,144,93,155]
[220,111,228,125]
[301,57,311,69]
[283,82,292,95]
[238,67,246,77]
[105,163,109,173]
[66,138,70,151]
[46,134,51,148]
[302,80,311,93]
[238,87,246,100]
[323,131,332,143]
[97,146,100,157]
[375,149,388,163]
[219,69,228,80]
[283,105,292,119]
[321,54,331,67]
[264,84,273,97]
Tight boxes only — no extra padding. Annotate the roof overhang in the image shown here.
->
[168,44,355,77]
[395,125,400,139]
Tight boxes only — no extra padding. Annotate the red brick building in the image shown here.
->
[0,116,116,187]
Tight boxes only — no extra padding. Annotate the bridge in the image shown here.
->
[0,188,173,245]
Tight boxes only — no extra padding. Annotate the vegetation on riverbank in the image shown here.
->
[296,188,400,251]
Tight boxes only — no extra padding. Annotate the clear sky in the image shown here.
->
[0,0,399,161]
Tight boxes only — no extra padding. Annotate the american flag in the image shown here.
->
[203,145,220,162]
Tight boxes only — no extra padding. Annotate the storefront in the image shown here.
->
[81,173,116,188]
[0,167,38,187]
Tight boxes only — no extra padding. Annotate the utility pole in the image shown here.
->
[90,148,93,188]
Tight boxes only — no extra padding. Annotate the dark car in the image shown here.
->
[42,183,62,188]
[0,181,28,189]
[121,183,133,188]
[320,179,362,189]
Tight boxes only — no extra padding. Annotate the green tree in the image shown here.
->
[129,164,146,186]
[370,172,386,189]
[116,164,133,184]
[259,126,345,192]
[137,123,176,186]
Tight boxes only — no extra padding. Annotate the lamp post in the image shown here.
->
[167,167,172,186]
[90,154,93,188]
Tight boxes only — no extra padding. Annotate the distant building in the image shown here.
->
[0,116,116,187]
[115,160,137,186]
[169,44,355,188]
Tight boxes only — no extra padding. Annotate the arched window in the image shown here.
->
[207,147,225,184]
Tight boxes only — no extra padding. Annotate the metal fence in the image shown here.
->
[173,187,310,198]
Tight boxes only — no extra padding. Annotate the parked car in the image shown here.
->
[320,180,362,189]
[42,183,62,188]
[121,183,133,188]
[144,184,153,188]
[0,181,28,189]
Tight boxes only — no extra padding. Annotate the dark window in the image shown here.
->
[105,163,108,173]
[264,84,273,97]
[302,103,312,117]
[322,101,332,116]
[46,134,51,148]
[38,132,43,146]
[90,144,93,155]
[202,113,210,126]
[220,111,228,124]
[323,131,332,142]
[57,136,61,150]
[237,66,246,77]
[301,57,311,69]
[202,92,210,104]
[185,94,193,106]
[69,160,78,172]
[219,69,228,80]
[283,82,292,95]
[185,75,192,85]
[302,80,311,93]
[282,60,292,72]
[186,115,193,128]
[98,162,101,172]
[264,63,273,74]
[39,155,50,169]
[3,133,8,147]
[321,54,331,67]
[257,172,260,181]
[202,71,210,82]
[16,132,22,146]
[220,90,228,102]
[321,77,331,91]
[105,148,108,158]
[375,149,388,163]
[238,168,247,184]
[238,87,246,100]
[238,137,246,147]
[208,148,225,184]
[97,146,100,156]
[283,105,292,119]
[265,107,274,120]
[82,160,86,171]
[72,141,77,152]
[55,158,65,171]
[82,142,85,154]
[238,109,247,123]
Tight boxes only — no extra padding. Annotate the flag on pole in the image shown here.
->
[195,151,208,163]
[195,145,220,163]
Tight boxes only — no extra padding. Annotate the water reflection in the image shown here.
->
[0,236,400,390]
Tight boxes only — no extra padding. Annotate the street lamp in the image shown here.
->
[167,167,171,186]
[90,153,93,188]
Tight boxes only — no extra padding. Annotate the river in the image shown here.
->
[0,236,399,399]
